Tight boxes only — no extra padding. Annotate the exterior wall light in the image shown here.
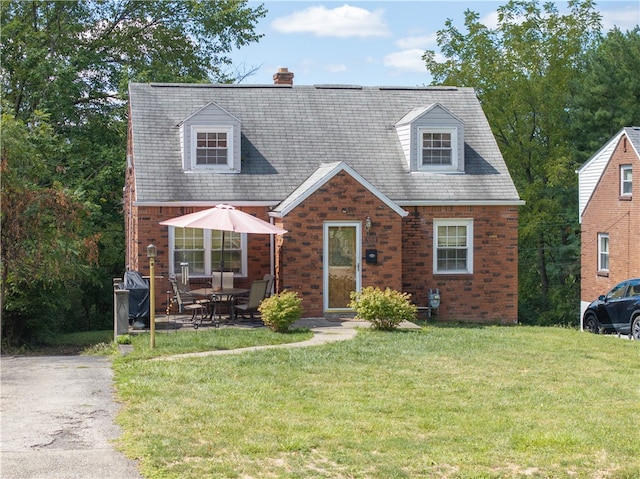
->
[365,216,372,232]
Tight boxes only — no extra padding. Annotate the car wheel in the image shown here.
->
[584,314,600,334]
[631,316,640,341]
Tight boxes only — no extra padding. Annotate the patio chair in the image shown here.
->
[263,274,275,297]
[209,272,235,318]
[210,271,234,290]
[169,277,214,328]
[233,279,269,321]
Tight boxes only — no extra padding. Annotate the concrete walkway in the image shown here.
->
[155,317,375,361]
[154,317,422,361]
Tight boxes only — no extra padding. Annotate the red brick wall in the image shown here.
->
[581,135,640,302]
[130,205,276,311]
[402,205,519,324]
[277,172,519,323]
[278,171,404,317]
[127,169,520,323]
[124,106,138,274]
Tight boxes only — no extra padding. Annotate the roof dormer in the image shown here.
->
[179,101,241,173]
[396,103,465,173]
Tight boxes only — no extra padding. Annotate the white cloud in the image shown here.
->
[271,4,391,38]
[395,33,438,50]
[600,5,640,31]
[383,48,427,74]
[480,10,500,30]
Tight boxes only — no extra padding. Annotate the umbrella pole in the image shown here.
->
[219,230,225,290]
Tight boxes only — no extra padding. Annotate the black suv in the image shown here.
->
[583,278,640,339]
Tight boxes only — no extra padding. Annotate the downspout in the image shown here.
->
[269,218,276,283]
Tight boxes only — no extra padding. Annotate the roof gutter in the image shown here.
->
[133,200,282,208]
[396,199,525,206]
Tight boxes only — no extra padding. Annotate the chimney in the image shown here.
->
[273,67,294,85]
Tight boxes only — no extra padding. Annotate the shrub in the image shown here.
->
[349,287,417,331]
[258,290,303,332]
[115,334,132,345]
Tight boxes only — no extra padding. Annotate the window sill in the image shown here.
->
[597,271,609,278]
[433,273,473,279]
[619,195,632,201]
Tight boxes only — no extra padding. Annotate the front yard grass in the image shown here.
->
[118,327,314,360]
[113,325,639,479]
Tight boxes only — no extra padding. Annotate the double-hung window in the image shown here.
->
[192,126,233,168]
[211,230,243,273]
[171,227,246,277]
[419,128,458,171]
[598,233,609,272]
[173,228,205,275]
[621,165,632,196]
[433,219,473,274]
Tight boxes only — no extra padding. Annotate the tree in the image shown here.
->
[0,1,266,344]
[423,0,602,325]
[1,109,98,343]
[570,27,640,163]
[1,1,266,122]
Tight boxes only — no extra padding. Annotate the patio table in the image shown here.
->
[191,287,249,322]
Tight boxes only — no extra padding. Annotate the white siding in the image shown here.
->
[395,103,465,172]
[577,132,621,222]
[396,123,411,167]
[180,102,241,172]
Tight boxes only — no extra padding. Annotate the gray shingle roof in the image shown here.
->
[128,82,521,204]
[624,127,640,154]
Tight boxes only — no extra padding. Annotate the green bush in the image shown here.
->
[258,290,303,332]
[115,334,132,345]
[349,286,417,331]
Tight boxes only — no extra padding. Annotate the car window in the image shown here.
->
[607,283,628,300]
[630,281,640,297]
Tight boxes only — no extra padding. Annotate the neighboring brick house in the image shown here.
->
[125,70,522,323]
[578,127,640,326]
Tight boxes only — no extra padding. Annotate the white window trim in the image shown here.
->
[168,227,247,278]
[433,218,473,274]
[620,164,632,196]
[191,125,234,170]
[598,232,609,272]
[418,127,458,172]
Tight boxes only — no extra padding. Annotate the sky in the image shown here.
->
[229,0,640,86]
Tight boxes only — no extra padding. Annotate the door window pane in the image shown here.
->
[327,226,356,308]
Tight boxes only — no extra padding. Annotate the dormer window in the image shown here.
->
[195,129,230,166]
[396,103,464,173]
[191,126,233,169]
[180,101,241,173]
[420,128,458,170]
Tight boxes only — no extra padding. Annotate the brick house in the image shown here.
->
[578,127,640,326]
[125,70,522,323]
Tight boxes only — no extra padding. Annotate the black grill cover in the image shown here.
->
[121,271,150,325]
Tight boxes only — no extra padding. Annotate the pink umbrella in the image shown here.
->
[160,204,287,288]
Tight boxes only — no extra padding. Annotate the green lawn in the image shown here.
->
[112,325,639,479]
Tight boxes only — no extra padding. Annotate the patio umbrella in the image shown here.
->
[160,204,287,289]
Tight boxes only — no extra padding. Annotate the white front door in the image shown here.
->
[324,222,362,311]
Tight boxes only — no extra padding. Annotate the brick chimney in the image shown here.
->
[273,67,294,85]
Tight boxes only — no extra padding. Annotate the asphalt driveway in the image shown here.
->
[1,355,142,479]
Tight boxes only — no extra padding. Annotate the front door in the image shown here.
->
[324,222,361,311]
